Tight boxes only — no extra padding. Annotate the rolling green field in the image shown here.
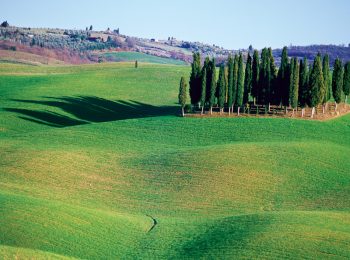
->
[100,51,187,65]
[1,62,350,259]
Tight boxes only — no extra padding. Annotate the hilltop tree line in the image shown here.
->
[179,47,350,118]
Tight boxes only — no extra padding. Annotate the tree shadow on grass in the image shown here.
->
[4,96,177,127]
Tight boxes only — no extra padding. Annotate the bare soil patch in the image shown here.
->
[185,103,350,121]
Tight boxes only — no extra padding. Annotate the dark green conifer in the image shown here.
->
[258,48,269,108]
[343,62,350,103]
[227,55,234,114]
[298,57,309,117]
[278,47,290,108]
[251,50,260,105]
[178,76,187,117]
[236,53,245,115]
[231,54,239,111]
[309,55,325,117]
[217,65,226,114]
[244,53,252,106]
[332,58,344,110]
[200,65,207,114]
[289,58,299,113]
[322,55,331,106]
[205,57,212,105]
[189,52,202,106]
[268,48,277,106]
[208,58,217,114]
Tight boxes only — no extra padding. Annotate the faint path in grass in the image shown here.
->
[146,215,158,233]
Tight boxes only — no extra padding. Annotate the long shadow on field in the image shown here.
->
[4,96,177,127]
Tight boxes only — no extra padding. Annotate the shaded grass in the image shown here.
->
[4,96,176,127]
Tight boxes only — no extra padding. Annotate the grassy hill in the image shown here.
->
[0,50,66,66]
[0,62,350,259]
[100,51,187,65]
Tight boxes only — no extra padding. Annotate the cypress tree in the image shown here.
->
[200,66,207,114]
[332,58,344,110]
[322,55,331,109]
[231,54,239,111]
[251,50,260,105]
[343,62,350,103]
[299,57,309,117]
[189,52,202,106]
[178,77,187,117]
[309,55,325,117]
[268,48,277,107]
[289,58,295,109]
[278,47,290,108]
[217,65,226,114]
[317,54,327,107]
[244,53,252,107]
[208,58,217,114]
[289,58,299,114]
[227,55,234,114]
[236,53,245,115]
[259,48,269,109]
[265,53,272,111]
[205,57,212,105]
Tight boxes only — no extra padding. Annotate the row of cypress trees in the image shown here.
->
[181,47,350,118]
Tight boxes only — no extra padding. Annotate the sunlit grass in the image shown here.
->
[0,62,349,258]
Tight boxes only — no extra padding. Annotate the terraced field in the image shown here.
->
[0,62,349,259]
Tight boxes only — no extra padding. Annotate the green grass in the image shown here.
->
[0,62,350,259]
[100,51,187,65]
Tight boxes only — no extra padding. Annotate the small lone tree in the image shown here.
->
[217,65,226,114]
[343,62,350,103]
[332,58,344,111]
[1,21,9,27]
[178,77,187,117]
[236,53,245,115]
[299,57,309,117]
[89,25,93,31]
[135,60,138,68]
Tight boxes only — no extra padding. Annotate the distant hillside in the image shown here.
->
[1,23,349,65]
[99,52,187,65]
[273,45,350,66]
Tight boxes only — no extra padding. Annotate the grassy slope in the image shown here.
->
[0,62,350,259]
[100,51,187,65]
[0,50,66,66]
